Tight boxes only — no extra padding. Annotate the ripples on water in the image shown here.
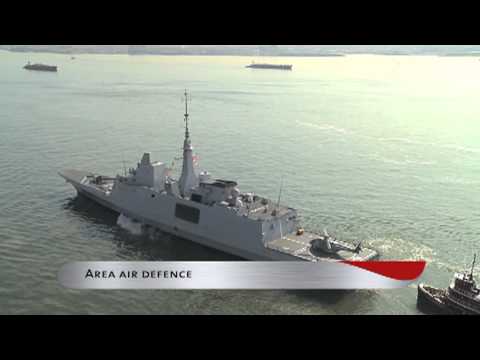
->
[1,51,479,314]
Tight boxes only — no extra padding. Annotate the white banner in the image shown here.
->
[58,261,426,290]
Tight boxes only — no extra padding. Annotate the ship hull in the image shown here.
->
[77,187,294,260]
[417,284,452,314]
[62,171,294,261]
[60,169,378,262]
[246,64,292,70]
[24,65,57,72]
[86,189,275,259]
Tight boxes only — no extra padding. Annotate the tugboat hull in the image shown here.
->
[417,284,452,314]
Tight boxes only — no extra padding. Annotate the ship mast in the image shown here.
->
[184,89,190,139]
[470,253,476,279]
[178,90,199,197]
[276,176,284,211]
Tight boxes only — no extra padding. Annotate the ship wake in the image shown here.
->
[117,213,143,236]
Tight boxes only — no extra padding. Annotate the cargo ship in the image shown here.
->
[246,62,292,70]
[23,62,58,72]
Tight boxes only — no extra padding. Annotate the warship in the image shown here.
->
[60,91,378,262]
[417,254,479,314]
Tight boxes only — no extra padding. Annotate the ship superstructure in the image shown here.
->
[60,91,378,262]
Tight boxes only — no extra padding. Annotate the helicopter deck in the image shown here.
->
[266,232,379,262]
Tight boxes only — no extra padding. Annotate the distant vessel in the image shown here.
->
[417,254,479,314]
[23,62,57,72]
[246,62,292,70]
[60,91,378,262]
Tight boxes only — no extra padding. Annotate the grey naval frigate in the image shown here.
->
[60,91,378,262]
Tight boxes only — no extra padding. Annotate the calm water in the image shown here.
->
[1,50,479,314]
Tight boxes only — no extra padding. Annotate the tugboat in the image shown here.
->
[23,62,58,72]
[417,254,479,314]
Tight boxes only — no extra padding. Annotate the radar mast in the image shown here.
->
[184,89,190,139]
[178,90,199,197]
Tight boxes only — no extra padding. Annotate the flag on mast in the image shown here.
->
[193,154,200,166]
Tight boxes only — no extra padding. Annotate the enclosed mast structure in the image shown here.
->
[178,90,199,197]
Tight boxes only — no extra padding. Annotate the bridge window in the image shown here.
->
[191,193,202,203]
[175,204,200,224]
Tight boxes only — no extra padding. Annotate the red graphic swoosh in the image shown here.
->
[342,261,426,281]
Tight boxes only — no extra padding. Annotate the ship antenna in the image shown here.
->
[276,175,284,212]
[183,89,190,139]
[275,176,285,238]
[471,253,476,278]
[122,152,127,177]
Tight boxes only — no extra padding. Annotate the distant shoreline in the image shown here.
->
[0,48,346,57]
[2,48,480,57]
